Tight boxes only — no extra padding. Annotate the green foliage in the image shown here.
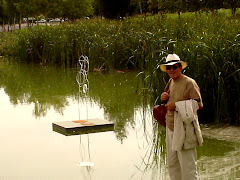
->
[0,0,94,24]
[141,12,240,125]
[1,11,240,124]
[46,0,63,18]
[147,0,240,16]
[0,0,4,21]
[96,0,130,19]
[14,0,38,18]
[1,0,239,23]
[62,0,94,20]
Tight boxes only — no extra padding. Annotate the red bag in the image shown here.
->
[153,104,167,127]
[153,78,172,127]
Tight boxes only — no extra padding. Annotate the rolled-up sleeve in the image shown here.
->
[187,79,203,108]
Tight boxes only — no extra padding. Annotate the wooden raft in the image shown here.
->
[52,118,114,136]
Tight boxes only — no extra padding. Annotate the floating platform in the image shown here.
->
[52,118,114,136]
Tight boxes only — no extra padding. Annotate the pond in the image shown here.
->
[0,59,240,180]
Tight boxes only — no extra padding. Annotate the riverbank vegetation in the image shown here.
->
[0,9,239,125]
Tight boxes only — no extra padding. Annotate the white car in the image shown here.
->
[38,19,46,23]
[50,18,61,23]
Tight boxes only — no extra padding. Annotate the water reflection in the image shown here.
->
[197,138,240,179]
[78,135,95,180]
[0,60,240,179]
[0,60,141,142]
[0,61,77,117]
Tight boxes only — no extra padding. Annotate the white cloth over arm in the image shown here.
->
[172,99,203,151]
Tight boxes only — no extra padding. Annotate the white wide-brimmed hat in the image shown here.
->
[160,54,188,72]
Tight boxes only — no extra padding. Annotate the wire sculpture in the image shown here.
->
[76,55,89,95]
[76,55,90,121]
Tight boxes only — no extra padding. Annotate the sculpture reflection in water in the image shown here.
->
[76,55,94,179]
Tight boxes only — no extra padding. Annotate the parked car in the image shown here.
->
[49,18,61,23]
[23,17,36,23]
[37,19,46,23]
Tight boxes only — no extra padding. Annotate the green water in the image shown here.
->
[0,60,239,180]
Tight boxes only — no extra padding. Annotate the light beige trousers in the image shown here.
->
[166,127,198,180]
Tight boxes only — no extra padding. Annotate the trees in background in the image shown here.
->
[95,0,130,19]
[64,0,94,20]
[0,0,239,24]
[147,0,239,15]
[225,0,239,15]
[130,0,149,15]
[0,0,4,22]
[0,0,94,26]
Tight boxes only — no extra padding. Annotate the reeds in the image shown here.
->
[1,10,240,124]
[144,12,240,124]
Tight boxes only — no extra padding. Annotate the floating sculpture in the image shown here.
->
[52,55,114,136]
[76,55,89,94]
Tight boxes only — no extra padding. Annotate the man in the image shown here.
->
[160,54,203,180]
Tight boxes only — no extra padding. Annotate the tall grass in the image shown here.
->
[1,10,240,124]
[141,13,240,124]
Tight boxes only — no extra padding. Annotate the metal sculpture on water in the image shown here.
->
[76,55,90,121]
[76,55,89,95]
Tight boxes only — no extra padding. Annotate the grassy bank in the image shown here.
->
[0,10,239,124]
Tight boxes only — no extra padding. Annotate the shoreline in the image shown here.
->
[201,124,240,143]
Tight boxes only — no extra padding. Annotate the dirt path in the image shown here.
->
[201,124,240,143]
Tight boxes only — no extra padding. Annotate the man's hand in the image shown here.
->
[161,91,169,102]
[165,102,176,111]
[166,119,174,131]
